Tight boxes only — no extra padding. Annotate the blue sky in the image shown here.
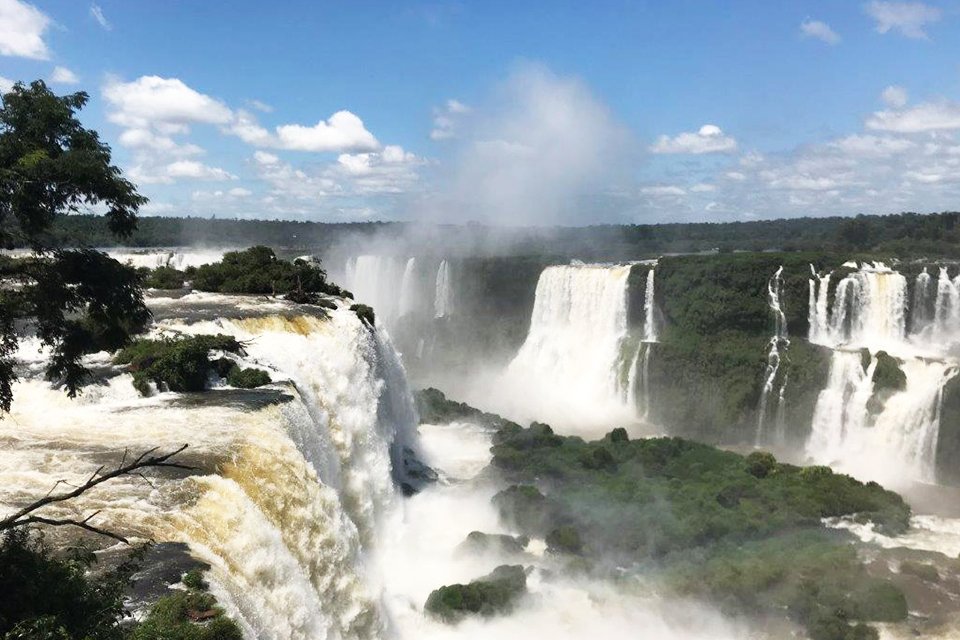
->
[2,0,960,224]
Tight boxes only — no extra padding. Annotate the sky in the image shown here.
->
[2,0,960,225]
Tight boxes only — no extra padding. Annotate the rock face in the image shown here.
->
[424,565,528,622]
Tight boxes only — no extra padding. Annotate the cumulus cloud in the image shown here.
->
[118,128,204,157]
[90,3,110,30]
[50,66,79,85]
[0,75,14,93]
[330,145,425,193]
[227,108,380,152]
[0,0,51,59]
[829,133,915,157]
[104,76,233,132]
[864,1,941,39]
[129,160,236,185]
[435,63,629,224]
[882,85,909,108]
[651,124,737,154]
[866,101,960,132]
[641,185,686,196]
[800,19,841,44]
[431,99,471,140]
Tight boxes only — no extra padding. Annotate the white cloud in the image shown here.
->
[431,98,471,140]
[50,66,79,85]
[726,171,747,181]
[329,145,424,193]
[129,160,236,184]
[882,85,909,108]
[690,183,717,193]
[828,134,915,157]
[229,187,252,197]
[0,75,13,93]
[118,128,204,157]
[228,108,380,152]
[866,101,960,132]
[651,124,737,154]
[253,151,279,165]
[247,99,272,113]
[800,19,841,44]
[0,0,51,59]
[90,3,111,30]
[104,76,233,132]
[641,185,686,196]
[275,111,379,152]
[864,1,941,39]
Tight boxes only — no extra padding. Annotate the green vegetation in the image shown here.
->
[425,565,527,622]
[0,532,241,640]
[141,266,186,290]
[188,246,347,300]
[871,351,906,392]
[0,81,148,411]
[114,335,270,395]
[27,212,960,259]
[458,531,529,555]
[350,303,375,326]
[415,387,518,428]
[488,422,911,639]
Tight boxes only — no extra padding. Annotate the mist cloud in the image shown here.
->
[429,63,630,226]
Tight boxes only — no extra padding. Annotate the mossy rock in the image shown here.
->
[458,531,529,555]
[872,351,906,392]
[424,565,527,622]
[899,560,940,583]
[350,303,375,326]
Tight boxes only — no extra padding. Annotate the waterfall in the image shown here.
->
[807,266,831,344]
[499,263,635,432]
[433,260,453,319]
[107,248,225,270]
[756,266,788,445]
[1,296,422,639]
[911,268,933,335]
[398,258,418,318]
[805,261,960,485]
[643,268,658,342]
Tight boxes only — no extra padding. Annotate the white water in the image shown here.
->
[399,258,419,318]
[806,262,960,485]
[497,263,636,433]
[629,267,659,420]
[756,266,789,445]
[434,260,453,319]
[107,248,226,270]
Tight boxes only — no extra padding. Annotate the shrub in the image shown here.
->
[143,266,186,290]
[190,246,347,299]
[425,565,527,622]
[745,451,778,478]
[226,366,271,389]
[546,526,583,554]
[115,334,244,396]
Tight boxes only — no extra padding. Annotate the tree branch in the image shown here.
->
[0,444,194,542]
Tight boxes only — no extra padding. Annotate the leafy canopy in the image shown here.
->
[0,81,148,411]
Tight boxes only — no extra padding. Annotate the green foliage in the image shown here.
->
[0,81,148,411]
[425,565,527,622]
[0,530,135,640]
[225,366,271,389]
[190,246,346,299]
[115,334,243,395]
[130,590,242,640]
[181,569,207,591]
[872,351,906,392]
[486,423,912,639]
[142,266,186,290]
[546,526,583,554]
[414,387,519,428]
[350,303,375,326]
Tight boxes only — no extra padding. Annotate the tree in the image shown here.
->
[0,80,149,411]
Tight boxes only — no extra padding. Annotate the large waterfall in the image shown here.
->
[498,263,636,433]
[0,293,420,640]
[806,262,960,484]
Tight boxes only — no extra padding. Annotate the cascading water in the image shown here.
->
[806,262,960,484]
[0,292,422,640]
[434,260,453,319]
[498,263,636,432]
[627,266,659,420]
[756,266,789,445]
[398,258,418,318]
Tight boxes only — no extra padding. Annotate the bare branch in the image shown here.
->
[0,444,193,542]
